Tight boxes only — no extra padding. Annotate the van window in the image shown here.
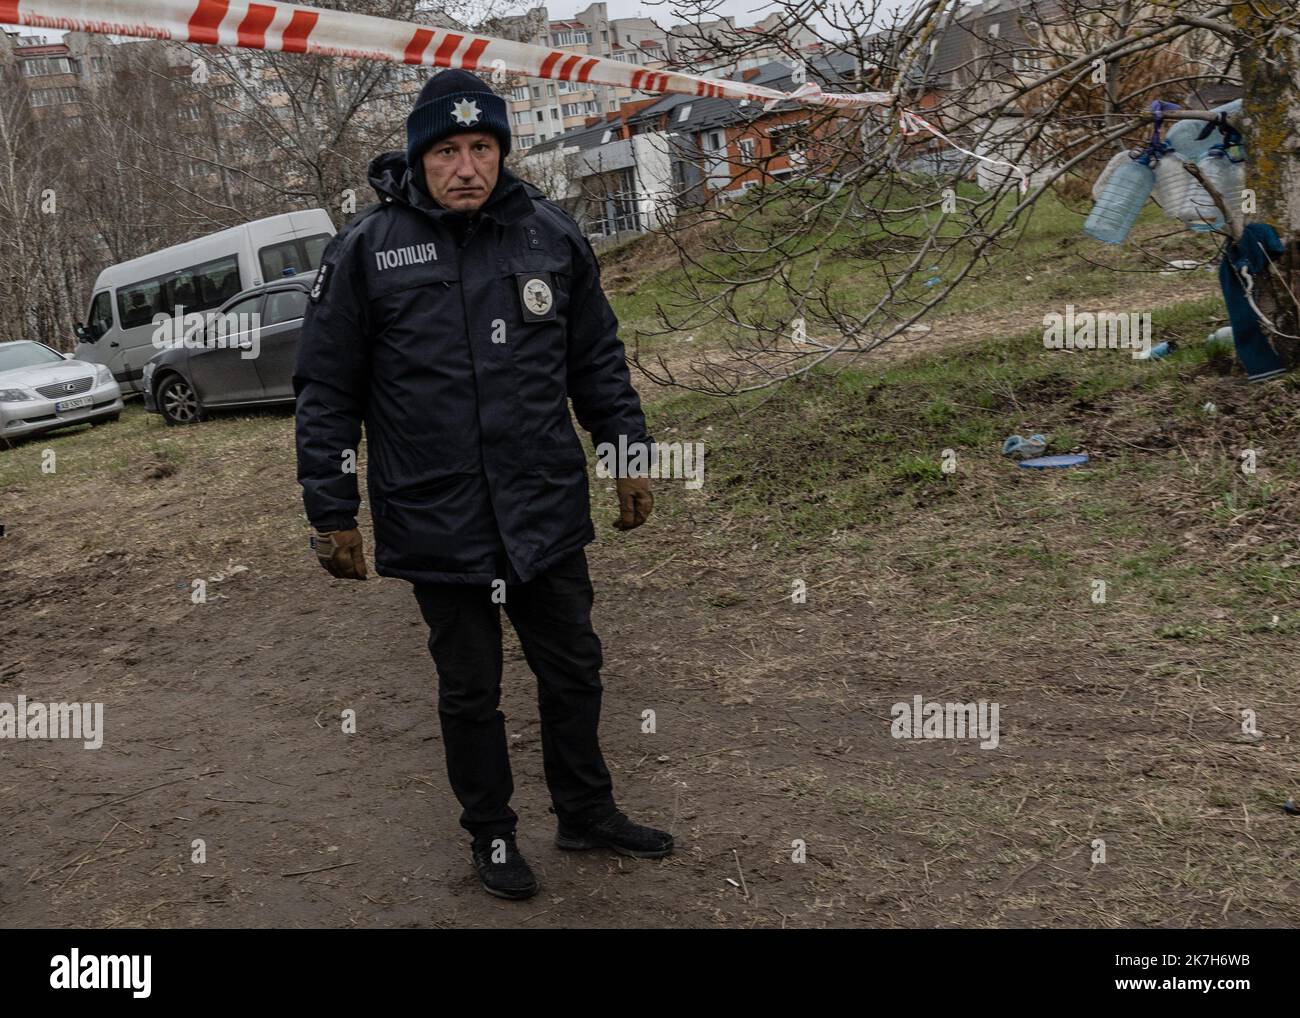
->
[163,254,240,316]
[258,234,332,280]
[187,255,242,312]
[115,254,241,329]
[117,278,165,329]
[87,291,114,339]
[265,289,308,325]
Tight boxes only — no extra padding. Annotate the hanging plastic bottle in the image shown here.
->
[1176,145,1235,231]
[1151,145,1194,219]
[1092,149,1136,201]
[1084,153,1155,244]
[1164,98,1242,160]
[1196,144,1246,229]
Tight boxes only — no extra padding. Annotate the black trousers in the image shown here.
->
[412,548,617,838]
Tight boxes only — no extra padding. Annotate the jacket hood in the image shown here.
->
[367,150,541,225]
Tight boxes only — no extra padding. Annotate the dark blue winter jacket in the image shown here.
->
[293,151,651,584]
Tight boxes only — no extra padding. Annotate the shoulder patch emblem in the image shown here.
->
[517,273,555,321]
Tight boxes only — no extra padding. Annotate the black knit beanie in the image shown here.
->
[406,69,512,176]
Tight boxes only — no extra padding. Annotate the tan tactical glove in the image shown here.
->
[613,476,653,531]
[312,528,369,580]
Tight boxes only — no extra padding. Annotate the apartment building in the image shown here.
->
[665,11,822,76]
[497,3,670,152]
[0,28,114,125]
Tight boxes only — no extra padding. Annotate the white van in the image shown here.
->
[74,209,335,393]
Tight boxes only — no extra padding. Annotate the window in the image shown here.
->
[20,56,78,76]
[511,85,530,101]
[738,137,756,161]
[547,84,555,96]
[0,341,64,370]
[116,278,165,330]
[519,135,537,149]
[116,253,242,328]
[514,110,532,126]
[677,104,692,123]
[87,292,114,340]
[532,86,541,99]
[265,289,308,325]
[589,166,640,236]
[217,295,263,335]
[30,86,81,107]
[258,233,331,281]
[188,255,243,314]
[1014,46,1043,75]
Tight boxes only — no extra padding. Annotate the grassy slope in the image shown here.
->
[595,206,1300,923]
[603,185,1226,351]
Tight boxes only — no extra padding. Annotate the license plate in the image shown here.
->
[55,395,93,413]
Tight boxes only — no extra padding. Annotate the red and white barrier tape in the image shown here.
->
[1,0,893,111]
[899,109,1029,193]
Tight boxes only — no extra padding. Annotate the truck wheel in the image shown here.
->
[158,375,205,426]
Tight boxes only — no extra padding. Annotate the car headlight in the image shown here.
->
[0,388,32,402]
[95,364,115,385]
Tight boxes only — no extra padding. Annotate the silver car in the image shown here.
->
[0,340,124,442]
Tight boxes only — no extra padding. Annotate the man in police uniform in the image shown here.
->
[294,69,672,900]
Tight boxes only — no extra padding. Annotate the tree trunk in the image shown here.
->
[1236,6,1300,367]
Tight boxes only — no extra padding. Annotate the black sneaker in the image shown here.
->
[555,808,674,859]
[470,832,538,900]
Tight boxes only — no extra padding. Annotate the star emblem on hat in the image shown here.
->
[451,98,482,126]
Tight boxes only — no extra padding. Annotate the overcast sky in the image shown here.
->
[597,0,781,23]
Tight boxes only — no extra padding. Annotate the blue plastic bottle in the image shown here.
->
[1084,154,1155,244]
